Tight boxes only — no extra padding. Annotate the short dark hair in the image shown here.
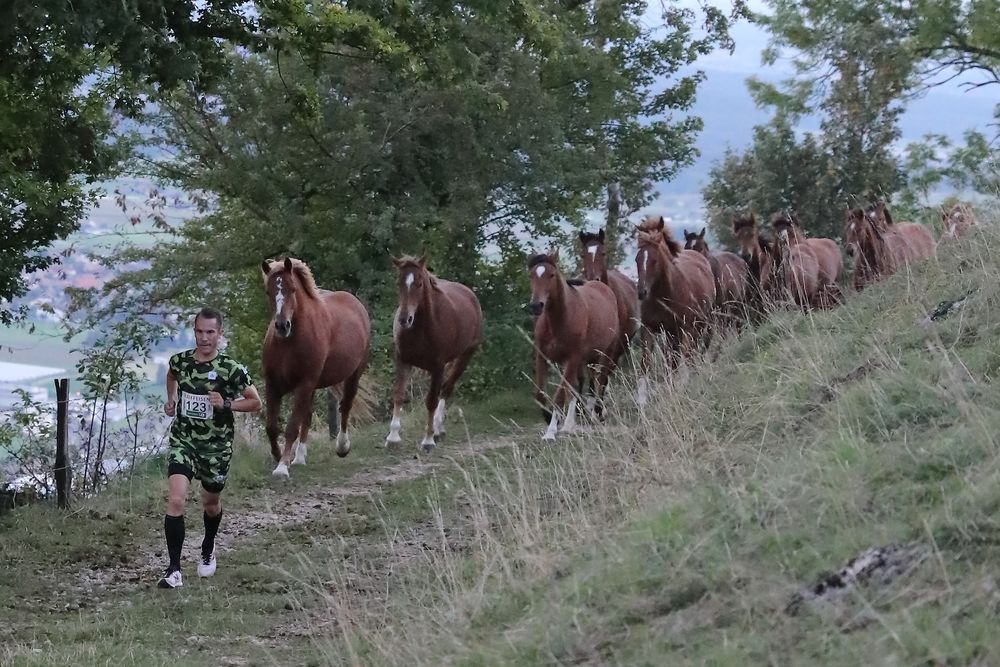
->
[194,307,224,329]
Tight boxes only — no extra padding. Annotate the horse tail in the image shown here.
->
[331,375,380,425]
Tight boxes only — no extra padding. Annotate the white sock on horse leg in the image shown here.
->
[291,439,307,465]
[336,430,351,456]
[385,408,402,445]
[637,376,649,407]
[272,461,290,479]
[542,409,559,441]
[562,398,578,433]
[585,396,597,418]
[433,399,446,435]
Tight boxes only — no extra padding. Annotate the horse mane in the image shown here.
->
[578,230,604,245]
[638,230,681,258]
[264,258,320,299]
[528,253,558,270]
[566,278,585,287]
[395,254,441,290]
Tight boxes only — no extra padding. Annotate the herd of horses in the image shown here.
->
[257,202,976,476]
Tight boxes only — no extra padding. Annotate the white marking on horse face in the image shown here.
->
[405,272,415,289]
[587,245,598,258]
[274,277,285,313]
[535,265,546,278]
[849,223,855,232]
[639,250,649,275]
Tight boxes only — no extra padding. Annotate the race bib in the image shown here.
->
[180,391,213,420]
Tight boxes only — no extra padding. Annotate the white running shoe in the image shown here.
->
[198,552,217,578]
[157,568,183,589]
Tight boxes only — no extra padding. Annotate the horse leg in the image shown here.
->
[421,367,444,452]
[534,349,552,422]
[273,386,314,479]
[336,366,363,457]
[637,327,652,407]
[385,362,412,451]
[292,400,314,466]
[264,384,282,463]
[542,358,582,440]
[326,386,339,439]
[436,346,478,438]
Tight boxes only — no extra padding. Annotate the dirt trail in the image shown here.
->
[68,433,521,599]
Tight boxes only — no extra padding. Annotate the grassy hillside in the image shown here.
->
[3,216,1000,665]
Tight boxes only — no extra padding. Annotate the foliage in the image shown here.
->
[83,0,742,396]
[0,0,255,321]
[72,318,170,492]
[703,115,842,247]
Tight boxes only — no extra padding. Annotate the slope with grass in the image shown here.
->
[4,221,1000,665]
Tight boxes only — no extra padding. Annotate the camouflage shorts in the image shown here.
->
[167,442,233,493]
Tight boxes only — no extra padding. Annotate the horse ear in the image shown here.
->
[391,256,403,268]
[417,254,427,268]
[699,227,706,238]
[598,228,605,242]
[550,246,560,263]
[284,257,293,272]
[261,260,271,276]
[578,230,587,243]
[656,216,665,231]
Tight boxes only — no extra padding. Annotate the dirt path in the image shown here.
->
[68,432,522,600]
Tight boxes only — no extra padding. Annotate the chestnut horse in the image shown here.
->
[634,220,715,405]
[766,225,820,309]
[732,213,776,320]
[872,202,936,262]
[261,258,371,479]
[683,227,750,327]
[529,248,619,441]
[941,202,977,240]
[770,212,843,308]
[845,207,895,290]
[578,228,639,361]
[385,255,482,452]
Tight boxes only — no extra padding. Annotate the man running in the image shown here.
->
[159,307,261,589]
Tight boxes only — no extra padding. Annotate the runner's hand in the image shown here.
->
[207,391,224,408]
[165,400,176,416]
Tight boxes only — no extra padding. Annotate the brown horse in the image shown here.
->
[732,213,776,319]
[261,258,371,479]
[845,207,892,291]
[683,227,750,327]
[766,225,820,309]
[634,220,715,405]
[941,201,978,240]
[871,201,936,263]
[578,228,639,362]
[385,255,483,452]
[770,212,843,308]
[529,248,619,441]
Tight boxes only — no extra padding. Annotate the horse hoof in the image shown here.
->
[272,463,290,479]
[420,437,436,453]
[291,443,307,465]
[541,430,557,442]
[385,438,402,452]
[335,434,351,458]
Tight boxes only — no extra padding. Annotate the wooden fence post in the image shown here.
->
[54,378,71,509]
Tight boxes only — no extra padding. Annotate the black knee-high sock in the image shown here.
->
[164,514,185,571]
[202,510,222,557]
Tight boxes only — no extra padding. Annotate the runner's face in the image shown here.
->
[194,316,223,356]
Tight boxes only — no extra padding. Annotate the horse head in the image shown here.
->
[844,207,867,258]
[578,228,607,282]
[527,248,561,317]
[635,229,680,301]
[732,213,758,259]
[683,227,709,255]
[392,254,431,330]
[771,210,801,245]
[261,257,306,338]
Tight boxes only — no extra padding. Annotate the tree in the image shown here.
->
[78,0,742,391]
[0,0,254,322]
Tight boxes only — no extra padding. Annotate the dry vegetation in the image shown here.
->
[3,206,1000,666]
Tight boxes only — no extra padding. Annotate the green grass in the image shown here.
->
[7,218,1000,665]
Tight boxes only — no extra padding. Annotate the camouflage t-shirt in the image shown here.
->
[168,350,252,451]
